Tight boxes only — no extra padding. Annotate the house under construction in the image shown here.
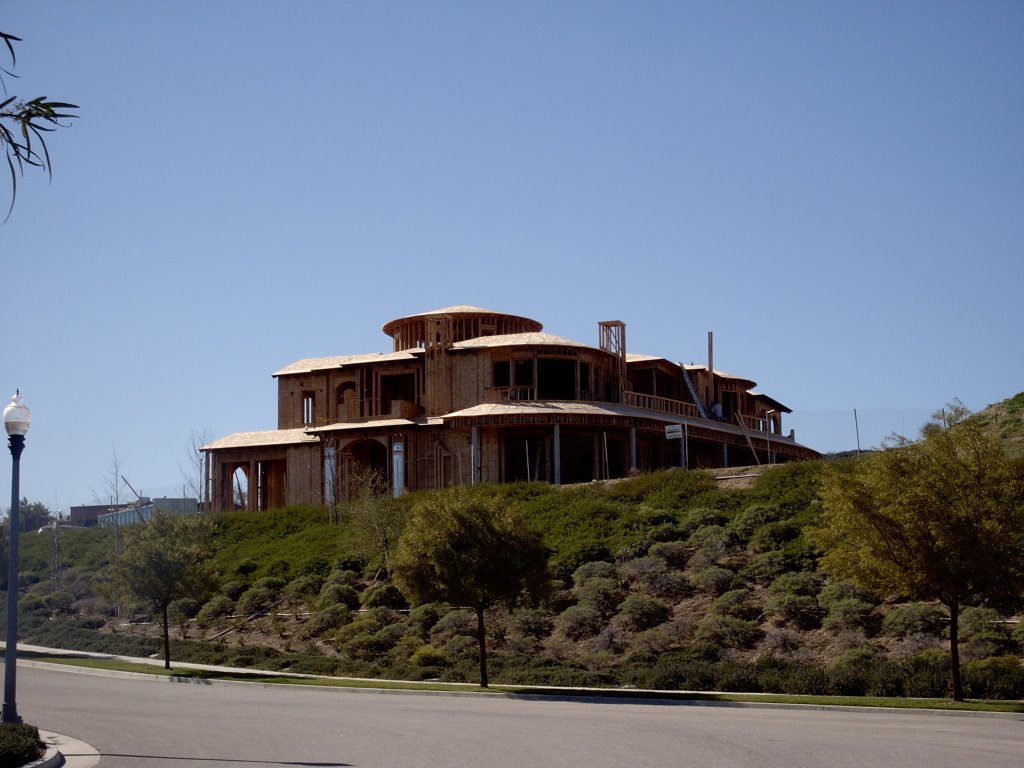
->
[202,305,819,510]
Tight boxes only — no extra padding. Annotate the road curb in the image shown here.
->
[33,730,100,768]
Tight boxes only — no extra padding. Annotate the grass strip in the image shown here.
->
[19,652,1024,713]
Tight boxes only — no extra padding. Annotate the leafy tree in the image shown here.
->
[392,488,549,687]
[1,31,78,221]
[106,512,214,669]
[347,470,410,578]
[812,403,1024,700]
[15,499,53,532]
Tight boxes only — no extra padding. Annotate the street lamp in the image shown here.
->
[3,390,31,724]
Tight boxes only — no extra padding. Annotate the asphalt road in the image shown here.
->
[19,665,1024,768]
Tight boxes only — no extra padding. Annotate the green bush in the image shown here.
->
[0,723,44,768]
[695,615,762,648]
[318,582,361,611]
[963,656,1024,699]
[765,592,819,629]
[687,565,736,595]
[300,604,352,639]
[738,551,788,584]
[195,594,234,627]
[574,577,625,616]
[710,589,760,621]
[822,598,875,633]
[409,644,449,667]
[236,585,276,616]
[647,541,690,569]
[880,602,946,638]
[510,608,553,640]
[555,603,604,640]
[614,594,671,631]
[731,503,784,539]
[220,580,247,601]
[361,582,408,609]
[572,560,617,586]
[285,574,324,602]
[645,570,691,600]
[901,649,950,698]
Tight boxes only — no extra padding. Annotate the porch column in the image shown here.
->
[248,460,258,510]
[471,426,478,485]
[629,427,637,475]
[553,424,561,485]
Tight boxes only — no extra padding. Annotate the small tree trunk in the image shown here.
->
[475,604,488,689]
[161,601,172,671]
[948,599,962,701]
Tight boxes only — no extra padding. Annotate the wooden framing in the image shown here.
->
[202,306,819,511]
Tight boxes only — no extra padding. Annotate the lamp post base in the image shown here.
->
[1,702,22,724]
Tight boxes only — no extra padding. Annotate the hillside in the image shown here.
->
[974,391,1024,460]
[10,447,1023,699]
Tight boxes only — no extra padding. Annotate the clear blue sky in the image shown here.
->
[2,1,1021,512]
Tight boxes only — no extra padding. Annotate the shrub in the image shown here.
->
[963,656,1024,699]
[682,507,727,532]
[695,615,762,649]
[765,593,820,629]
[647,541,691,569]
[236,585,276,616]
[901,649,950,698]
[574,577,626,616]
[220,580,247,601]
[645,570,691,600]
[959,607,1012,659]
[430,609,477,643]
[0,723,44,768]
[555,603,604,641]
[614,594,671,631]
[317,582,361,611]
[325,568,361,587]
[880,603,946,638]
[510,608,553,640]
[710,589,760,621]
[195,594,234,627]
[409,644,449,667]
[687,525,731,562]
[361,582,408,609]
[618,556,666,584]
[407,603,443,635]
[688,565,736,596]
[738,551,788,584]
[630,628,677,655]
[818,580,868,610]
[768,571,822,598]
[822,598,875,634]
[731,503,784,539]
[285,574,324,602]
[749,521,799,553]
[572,560,616,586]
[300,604,352,639]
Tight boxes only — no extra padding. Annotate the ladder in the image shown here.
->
[733,413,762,466]
[681,365,709,420]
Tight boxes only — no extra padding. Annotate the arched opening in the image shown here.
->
[231,466,249,510]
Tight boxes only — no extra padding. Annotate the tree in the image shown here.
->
[106,512,215,669]
[347,469,410,579]
[392,488,549,687]
[179,429,212,506]
[812,402,1024,700]
[1,31,78,222]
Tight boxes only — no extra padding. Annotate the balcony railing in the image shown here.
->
[623,391,701,420]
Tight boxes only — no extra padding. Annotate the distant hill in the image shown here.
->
[973,392,1024,460]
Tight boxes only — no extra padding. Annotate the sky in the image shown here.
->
[1,1,1021,513]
